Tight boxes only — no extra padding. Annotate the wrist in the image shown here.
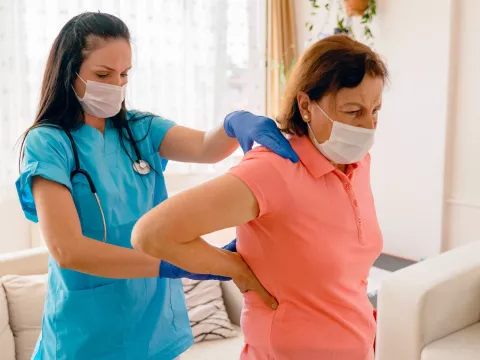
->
[223,114,235,138]
[224,251,247,281]
[224,110,248,138]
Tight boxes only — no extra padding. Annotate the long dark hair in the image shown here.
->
[19,12,151,170]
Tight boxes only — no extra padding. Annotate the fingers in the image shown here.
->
[254,282,278,310]
[240,138,254,154]
[221,238,237,252]
[255,134,299,163]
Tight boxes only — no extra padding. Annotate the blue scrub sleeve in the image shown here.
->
[148,116,176,171]
[15,127,73,223]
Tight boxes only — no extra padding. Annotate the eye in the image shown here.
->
[345,110,360,117]
[373,108,381,115]
[121,73,129,78]
[96,73,108,79]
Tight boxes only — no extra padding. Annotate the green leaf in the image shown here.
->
[309,24,314,31]
[364,26,373,39]
[311,12,317,16]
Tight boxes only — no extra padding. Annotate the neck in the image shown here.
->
[84,113,106,135]
[335,164,347,173]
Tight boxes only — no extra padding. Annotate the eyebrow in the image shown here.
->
[341,102,382,108]
[93,65,132,71]
[341,102,364,107]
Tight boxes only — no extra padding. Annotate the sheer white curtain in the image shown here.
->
[0,0,266,186]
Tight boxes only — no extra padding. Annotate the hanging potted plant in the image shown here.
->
[343,0,369,16]
[306,0,376,44]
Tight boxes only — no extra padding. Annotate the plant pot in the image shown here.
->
[344,0,369,16]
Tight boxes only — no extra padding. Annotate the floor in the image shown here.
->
[368,254,416,307]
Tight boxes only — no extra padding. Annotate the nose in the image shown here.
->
[363,114,376,129]
[108,74,125,87]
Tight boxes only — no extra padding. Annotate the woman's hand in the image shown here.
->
[229,252,278,310]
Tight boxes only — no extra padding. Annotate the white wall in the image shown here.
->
[442,0,480,250]
[295,0,454,260]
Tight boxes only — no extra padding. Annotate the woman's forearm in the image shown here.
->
[58,234,161,279]
[131,232,241,279]
[159,123,239,164]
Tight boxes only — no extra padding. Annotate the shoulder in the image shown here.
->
[127,110,176,131]
[229,146,294,186]
[26,125,69,143]
[241,146,296,173]
[126,110,177,153]
[24,125,72,156]
[228,147,292,216]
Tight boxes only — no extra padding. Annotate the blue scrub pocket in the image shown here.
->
[55,282,123,359]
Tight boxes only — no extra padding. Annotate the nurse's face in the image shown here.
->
[73,37,132,98]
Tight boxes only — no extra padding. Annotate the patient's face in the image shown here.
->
[309,75,384,144]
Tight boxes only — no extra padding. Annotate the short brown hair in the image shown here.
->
[277,35,388,136]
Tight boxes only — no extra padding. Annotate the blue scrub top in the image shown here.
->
[16,111,193,360]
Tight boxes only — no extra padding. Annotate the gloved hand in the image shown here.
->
[159,239,237,281]
[224,111,299,163]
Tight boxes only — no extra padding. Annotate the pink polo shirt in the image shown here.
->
[227,135,383,360]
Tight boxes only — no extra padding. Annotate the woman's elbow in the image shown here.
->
[131,220,163,257]
[48,240,76,269]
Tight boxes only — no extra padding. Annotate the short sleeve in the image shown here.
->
[149,116,176,171]
[15,127,73,223]
[149,116,176,154]
[228,148,287,217]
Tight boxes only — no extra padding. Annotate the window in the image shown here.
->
[0,0,266,187]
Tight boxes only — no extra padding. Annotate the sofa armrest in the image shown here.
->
[0,247,49,277]
[221,280,243,326]
[376,241,480,360]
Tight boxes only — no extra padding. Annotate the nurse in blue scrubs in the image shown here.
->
[16,12,297,360]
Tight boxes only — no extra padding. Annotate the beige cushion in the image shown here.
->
[421,322,480,360]
[182,326,244,359]
[183,279,239,343]
[0,279,16,360]
[2,274,47,360]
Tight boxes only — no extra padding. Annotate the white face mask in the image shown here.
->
[308,104,375,164]
[74,74,126,118]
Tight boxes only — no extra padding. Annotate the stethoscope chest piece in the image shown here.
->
[133,159,151,175]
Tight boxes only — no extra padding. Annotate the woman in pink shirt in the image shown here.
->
[132,35,388,360]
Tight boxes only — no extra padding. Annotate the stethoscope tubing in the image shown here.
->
[34,121,149,243]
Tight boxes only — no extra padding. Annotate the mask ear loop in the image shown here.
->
[76,73,87,84]
[72,73,87,99]
[315,102,335,124]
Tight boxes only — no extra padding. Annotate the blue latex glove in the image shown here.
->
[159,239,237,281]
[224,111,299,163]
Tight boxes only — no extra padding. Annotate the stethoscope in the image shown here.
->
[37,122,151,243]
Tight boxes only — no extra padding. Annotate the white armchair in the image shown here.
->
[375,241,480,360]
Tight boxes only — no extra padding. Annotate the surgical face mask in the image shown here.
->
[74,74,126,118]
[308,103,375,164]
